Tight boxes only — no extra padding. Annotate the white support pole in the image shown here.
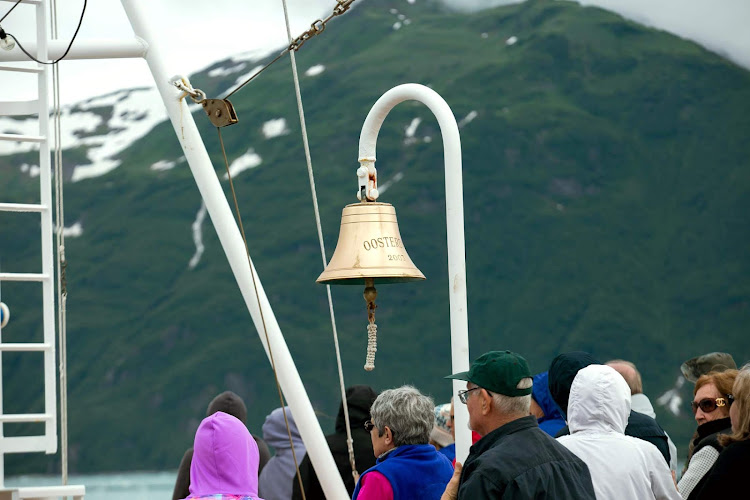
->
[119,2,348,498]
[359,83,471,462]
[35,0,57,458]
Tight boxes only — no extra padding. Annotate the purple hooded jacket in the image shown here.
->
[185,411,264,500]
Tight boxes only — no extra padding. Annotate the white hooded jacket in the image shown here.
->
[557,365,680,500]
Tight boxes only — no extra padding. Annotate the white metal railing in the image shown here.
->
[0,133,46,142]
[0,414,53,423]
[18,485,85,500]
[0,273,51,282]
[0,343,52,352]
[0,64,43,73]
[0,203,47,213]
[0,0,58,488]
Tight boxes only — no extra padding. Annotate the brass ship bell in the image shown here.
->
[316,202,425,285]
[318,161,424,370]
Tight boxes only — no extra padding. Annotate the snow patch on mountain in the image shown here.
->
[151,159,177,171]
[19,163,40,178]
[405,118,421,138]
[208,63,246,78]
[61,221,83,238]
[151,156,185,172]
[0,88,168,183]
[0,110,103,156]
[305,65,325,76]
[656,376,685,416]
[404,117,422,145]
[458,110,478,127]
[71,88,167,182]
[378,172,405,195]
[188,202,207,270]
[262,118,289,139]
[223,149,262,179]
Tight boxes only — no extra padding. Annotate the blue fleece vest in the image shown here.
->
[352,444,453,500]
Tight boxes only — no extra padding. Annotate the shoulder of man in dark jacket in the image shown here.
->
[291,428,377,500]
[292,385,377,500]
[555,410,671,465]
[459,417,595,500]
[292,449,324,500]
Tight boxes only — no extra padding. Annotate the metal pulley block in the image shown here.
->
[202,98,238,127]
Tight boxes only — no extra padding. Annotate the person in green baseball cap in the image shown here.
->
[439,351,595,500]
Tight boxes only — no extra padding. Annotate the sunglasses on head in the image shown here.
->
[691,395,733,414]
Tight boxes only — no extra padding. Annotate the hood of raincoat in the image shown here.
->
[532,371,564,422]
[259,407,306,500]
[261,406,303,449]
[548,351,600,418]
[567,364,631,435]
[188,411,260,498]
[335,385,377,434]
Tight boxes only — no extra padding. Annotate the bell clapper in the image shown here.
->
[363,278,378,371]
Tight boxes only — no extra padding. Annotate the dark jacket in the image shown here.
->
[291,385,378,500]
[685,417,733,500]
[691,417,733,457]
[693,439,750,499]
[457,415,595,499]
[548,352,672,465]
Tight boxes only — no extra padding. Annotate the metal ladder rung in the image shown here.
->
[0,436,50,454]
[18,485,87,499]
[0,273,51,282]
[0,64,44,74]
[0,133,46,143]
[0,343,52,352]
[0,413,53,423]
[0,100,40,116]
[0,203,48,213]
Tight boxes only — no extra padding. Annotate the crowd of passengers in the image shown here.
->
[172,351,748,499]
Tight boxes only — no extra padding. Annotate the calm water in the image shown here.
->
[5,471,176,499]
[5,463,686,498]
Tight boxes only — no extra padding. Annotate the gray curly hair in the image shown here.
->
[370,385,434,447]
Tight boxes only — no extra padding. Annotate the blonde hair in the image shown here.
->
[720,364,750,447]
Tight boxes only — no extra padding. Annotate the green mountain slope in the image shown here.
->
[1,0,748,473]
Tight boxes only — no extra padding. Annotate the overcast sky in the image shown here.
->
[0,0,748,105]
